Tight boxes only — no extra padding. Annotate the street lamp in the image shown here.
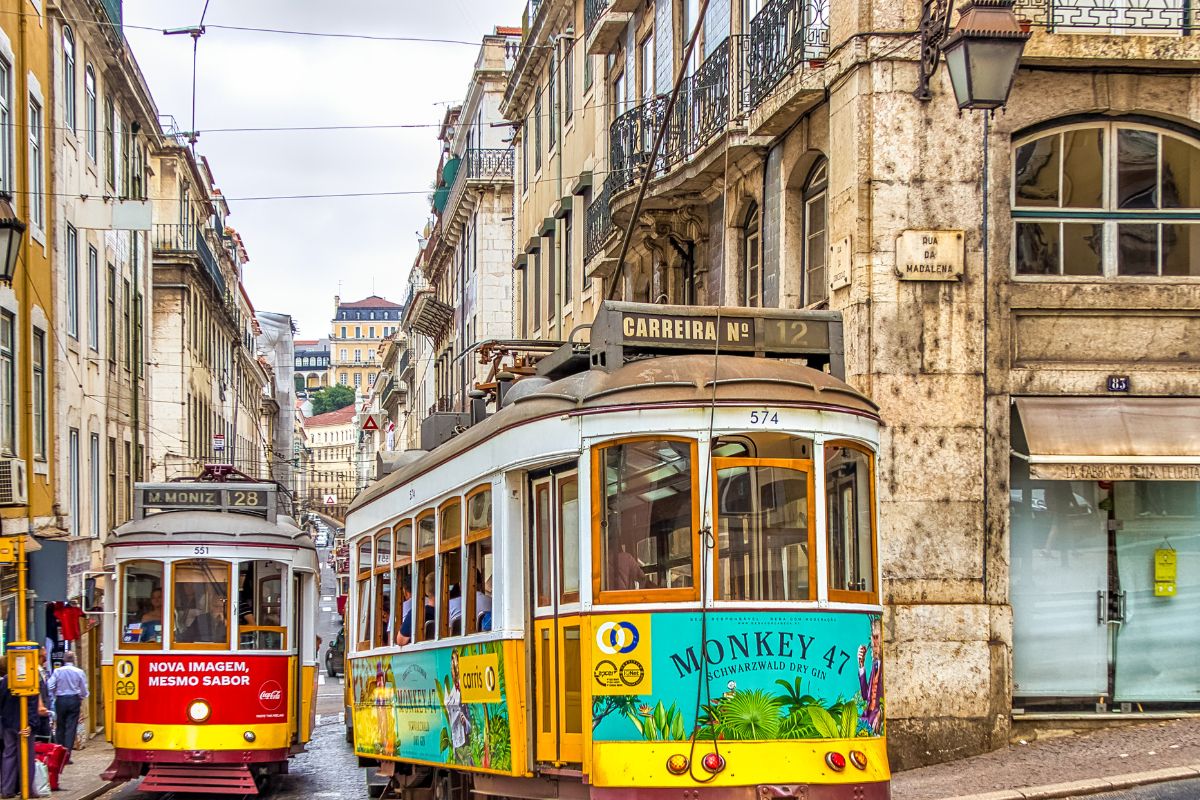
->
[941,0,1030,111]
[0,194,26,283]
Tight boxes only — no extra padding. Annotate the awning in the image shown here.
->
[1014,397,1200,481]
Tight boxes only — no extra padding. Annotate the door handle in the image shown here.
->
[1113,590,1127,624]
[1097,590,1108,624]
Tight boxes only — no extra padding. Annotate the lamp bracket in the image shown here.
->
[915,0,956,101]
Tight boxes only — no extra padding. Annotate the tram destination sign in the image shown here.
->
[590,301,845,377]
[135,483,276,521]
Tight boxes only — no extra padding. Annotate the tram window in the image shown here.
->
[826,443,875,598]
[172,560,231,647]
[596,438,697,599]
[399,511,436,646]
[713,432,812,460]
[559,475,580,603]
[465,486,493,634]
[440,499,463,638]
[355,535,375,649]
[121,560,164,646]
[715,462,812,601]
[392,520,413,644]
[237,560,286,650]
[374,530,392,648]
[535,482,552,606]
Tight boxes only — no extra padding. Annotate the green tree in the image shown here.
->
[310,384,355,415]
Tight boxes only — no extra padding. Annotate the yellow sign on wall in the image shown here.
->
[590,614,652,696]
[458,653,501,704]
[1155,548,1178,598]
[0,538,16,564]
[114,656,139,701]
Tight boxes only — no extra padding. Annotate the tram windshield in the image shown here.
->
[237,560,286,650]
[172,559,231,647]
[121,560,164,645]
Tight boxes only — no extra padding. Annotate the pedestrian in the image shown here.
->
[0,661,36,798]
[49,653,87,758]
[33,654,52,743]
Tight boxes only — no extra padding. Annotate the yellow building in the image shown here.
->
[328,295,402,393]
[302,404,358,522]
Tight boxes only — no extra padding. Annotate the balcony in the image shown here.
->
[746,0,829,108]
[585,174,617,268]
[152,223,227,295]
[442,148,515,230]
[1012,0,1197,33]
[401,284,454,341]
[585,0,638,55]
[101,0,122,31]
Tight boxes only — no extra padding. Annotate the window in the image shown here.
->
[68,429,79,536]
[107,437,116,531]
[368,372,376,385]
[31,329,45,460]
[558,474,579,603]
[104,95,115,188]
[340,326,347,338]
[439,499,463,637]
[563,41,574,122]
[87,246,99,350]
[584,49,593,91]
[743,202,761,306]
[563,213,573,302]
[465,487,493,633]
[742,0,764,33]
[66,225,79,338]
[369,326,375,338]
[595,438,697,600]
[62,27,75,133]
[340,348,347,361]
[121,560,164,646]
[612,70,626,120]
[340,373,348,386]
[1013,121,1200,277]
[107,264,116,367]
[0,311,13,455]
[124,440,132,520]
[83,65,97,159]
[639,36,654,105]
[825,442,876,600]
[122,278,131,369]
[354,372,362,387]
[370,531,392,648]
[89,433,99,536]
[534,93,543,171]
[410,511,437,644]
[27,99,42,229]
[803,159,828,305]
[238,560,287,650]
[172,560,231,647]
[392,520,413,644]
[548,62,557,149]
[546,231,555,326]
[355,326,361,338]
[354,349,361,362]
[521,125,529,191]
[0,58,11,193]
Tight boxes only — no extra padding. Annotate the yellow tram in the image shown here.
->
[99,468,320,794]
[346,303,890,800]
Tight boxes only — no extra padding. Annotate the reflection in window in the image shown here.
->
[374,531,391,648]
[238,560,285,650]
[826,444,875,596]
[559,475,580,602]
[598,439,694,594]
[466,489,493,633]
[172,560,230,645]
[392,521,412,644]
[122,560,163,644]
[715,463,811,601]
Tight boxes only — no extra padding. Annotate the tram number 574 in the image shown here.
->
[748,409,780,426]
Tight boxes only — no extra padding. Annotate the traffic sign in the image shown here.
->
[361,415,380,432]
[323,494,337,506]
[213,433,226,452]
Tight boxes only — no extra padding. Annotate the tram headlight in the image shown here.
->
[187,700,212,723]
[824,752,847,772]
[141,731,153,742]
[848,750,867,770]
[244,731,256,743]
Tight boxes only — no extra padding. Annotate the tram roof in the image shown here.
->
[108,510,314,549]
[349,353,878,515]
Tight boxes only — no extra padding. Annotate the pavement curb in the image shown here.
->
[62,781,120,800]
[936,762,1200,800]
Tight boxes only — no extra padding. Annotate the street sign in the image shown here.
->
[361,415,380,432]
[323,494,337,506]
[213,433,226,452]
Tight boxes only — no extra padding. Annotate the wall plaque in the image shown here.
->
[829,237,852,291]
[897,230,964,281]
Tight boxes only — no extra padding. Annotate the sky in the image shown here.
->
[122,0,527,340]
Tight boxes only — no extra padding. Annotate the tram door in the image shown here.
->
[531,470,583,765]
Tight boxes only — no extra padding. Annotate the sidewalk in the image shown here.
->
[893,717,1200,799]
[51,735,118,800]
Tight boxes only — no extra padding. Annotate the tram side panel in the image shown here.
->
[348,639,528,776]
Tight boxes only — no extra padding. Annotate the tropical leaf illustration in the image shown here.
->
[714,690,782,741]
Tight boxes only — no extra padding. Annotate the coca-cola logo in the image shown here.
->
[258,681,283,711]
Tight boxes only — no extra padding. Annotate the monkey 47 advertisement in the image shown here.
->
[113,654,290,724]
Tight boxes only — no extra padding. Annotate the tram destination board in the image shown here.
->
[590,301,845,377]
[134,483,276,521]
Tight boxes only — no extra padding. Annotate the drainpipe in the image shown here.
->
[554,36,565,336]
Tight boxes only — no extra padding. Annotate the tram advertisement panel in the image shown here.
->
[591,611,883,742]
[350,641,512,772]
[113,655,290,724]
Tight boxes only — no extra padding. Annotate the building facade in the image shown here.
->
[256,311,299,500]
[294,337,330,396]
[328,295,403,392]
[505,0,1200,768]
[303,404,358,522]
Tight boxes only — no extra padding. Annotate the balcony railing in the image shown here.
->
[585,0,610,35]
[101,0,122,31]
[585,174,617,263]
[152,223,227,295]
[442,148,515,226]
[747,0,830,107]
[1012,0,1197,32]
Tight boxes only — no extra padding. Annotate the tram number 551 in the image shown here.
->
[748,409,780,426]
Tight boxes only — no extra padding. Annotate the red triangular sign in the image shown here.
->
[362,415,380,431]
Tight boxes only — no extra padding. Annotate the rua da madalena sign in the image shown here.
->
[897,230,964,281]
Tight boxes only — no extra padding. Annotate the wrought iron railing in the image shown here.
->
[152,223,227,295]
[585,175,616,263]
[1012,0,1196,32]
[747,0,830,107]
[585,0,611,36]
[464,148,515,180]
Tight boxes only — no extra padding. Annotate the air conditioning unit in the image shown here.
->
[0,458,27,506]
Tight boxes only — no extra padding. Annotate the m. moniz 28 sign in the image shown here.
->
[590,301,845,377]
[134,483,276,520]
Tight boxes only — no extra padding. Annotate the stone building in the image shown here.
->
[506,0,1200,768]
[303,404,358,522]
[402,29,519,436]
[148,140,269,482]
[294,337,330,396]
[328,295,403,392]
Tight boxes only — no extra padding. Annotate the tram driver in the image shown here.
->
[140,588,164,643]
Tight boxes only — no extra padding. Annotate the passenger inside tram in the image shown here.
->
[179,591,228,643]
[121,560,165,644]
[174,560,231,645]
[238,561,286,650]
[396,573,436,646]
[140,588,164,643]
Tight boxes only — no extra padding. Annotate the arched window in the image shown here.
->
[62,26,75,133]
[1013,120,1200,277]
[803,158,828,305]
[84,65,96,160]
[742,201,762,307]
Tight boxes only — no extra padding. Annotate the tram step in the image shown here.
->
[139,764,259,794]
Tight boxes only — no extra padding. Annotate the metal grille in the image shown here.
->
[584,0,610,36]
[748,0,830,107]
[585,175,617,263]
[1012,0,1196,32]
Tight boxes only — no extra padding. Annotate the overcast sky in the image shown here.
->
[123,1,526,340]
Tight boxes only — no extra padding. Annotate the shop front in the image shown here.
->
[1009,397,1200,710]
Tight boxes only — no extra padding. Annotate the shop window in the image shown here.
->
[465,487,493,633]
[825,442,876,601]
[373,529,392,648]
[171,560,231,648]
[354,536,373,649]
[237,560,286,650]
[595,438,698,602]
[392,520,413,644]
[440,499,463,637]
[1013,121,1200,277]
[121,560,163,646]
